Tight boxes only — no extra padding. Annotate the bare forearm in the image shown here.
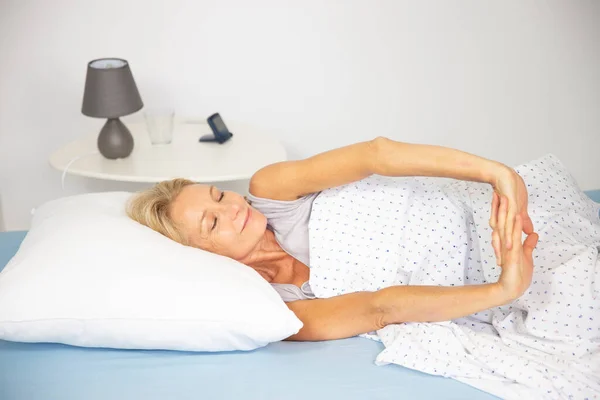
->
[373,137,507,185]
[374,283,510,325]
[284,282,512,341]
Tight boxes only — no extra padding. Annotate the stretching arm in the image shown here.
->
[372,283,508,326]
[372,137,506,185]
[285,282,510,341]
[249,136,509,201]
[286,211,536,342]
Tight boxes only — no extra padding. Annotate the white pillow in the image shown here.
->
[0,192,302,351]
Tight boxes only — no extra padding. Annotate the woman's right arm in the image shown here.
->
[286,212,538,342]
[285,282,509,342]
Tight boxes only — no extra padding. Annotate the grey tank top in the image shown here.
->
[246,191,319,302]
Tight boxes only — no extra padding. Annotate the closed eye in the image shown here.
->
[211,192,224,230]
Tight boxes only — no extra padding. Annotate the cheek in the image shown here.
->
[218,229,239,242]
[250,209,267,226]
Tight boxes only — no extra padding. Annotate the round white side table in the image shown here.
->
[49,121,287,183]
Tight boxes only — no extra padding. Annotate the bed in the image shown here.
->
[2,187,600,400]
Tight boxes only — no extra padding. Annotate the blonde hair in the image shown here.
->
[126,178,196,245]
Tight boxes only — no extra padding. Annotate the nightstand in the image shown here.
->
[49,121,287,183]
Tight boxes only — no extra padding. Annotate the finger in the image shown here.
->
[522,213,534,235]
[505,200,517,251]
[523,232,539,259]
[504,214,523,266]
[492,229,502,266]
[511,214,523,251]
[497,196,508,251]
[490,192,499,229]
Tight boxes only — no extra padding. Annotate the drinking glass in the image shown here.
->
[144,108,174,145]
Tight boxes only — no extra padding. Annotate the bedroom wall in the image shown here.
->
[1,0,599,231]
[0,197,4,231]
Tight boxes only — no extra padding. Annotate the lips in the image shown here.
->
[242,208,251,230]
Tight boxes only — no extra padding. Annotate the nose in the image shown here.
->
[220,202,241,220]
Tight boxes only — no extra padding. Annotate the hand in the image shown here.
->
[496,212,539,301]
[490,168,534,263]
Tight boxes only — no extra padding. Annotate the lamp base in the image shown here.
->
[97,118,134,159]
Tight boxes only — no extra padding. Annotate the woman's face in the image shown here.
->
[169,184,267,260]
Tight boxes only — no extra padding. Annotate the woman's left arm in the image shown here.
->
[373,138,504,184]
[250,137,531,247]
[251,137,505,198]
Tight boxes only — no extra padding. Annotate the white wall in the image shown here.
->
[1,0,599,231]
[0,196,4,231]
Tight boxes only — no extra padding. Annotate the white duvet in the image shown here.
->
[308,154,600,400]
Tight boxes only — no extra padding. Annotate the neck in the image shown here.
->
[239,229,305,286]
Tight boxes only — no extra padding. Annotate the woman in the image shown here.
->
[127,137,539,341]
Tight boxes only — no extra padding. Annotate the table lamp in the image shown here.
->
[81,58,144,159]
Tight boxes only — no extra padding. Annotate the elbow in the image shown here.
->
[368,136,392,176]
[370,290,391,330]
[369,136,389,157]
[287,292,389,341]
[371,135,389,145]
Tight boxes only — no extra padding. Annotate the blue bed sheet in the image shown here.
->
[586,189,600,203]
[0,231,500,400]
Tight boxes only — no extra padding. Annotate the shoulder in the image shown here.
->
[247,190,318,209]
[248,160,306,201]
[249,138,381,201]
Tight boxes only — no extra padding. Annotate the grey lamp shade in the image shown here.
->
[81,58,143,118]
